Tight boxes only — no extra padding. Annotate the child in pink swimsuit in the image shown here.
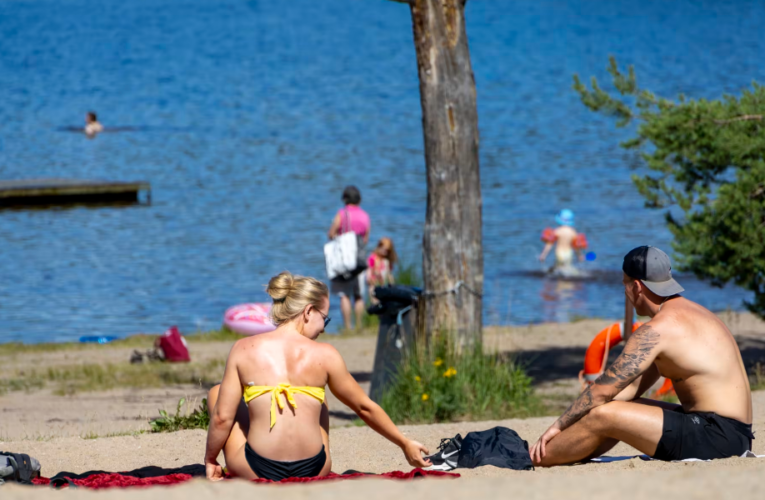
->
[367,237,397,304]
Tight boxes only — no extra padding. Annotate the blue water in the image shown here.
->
[1,0,763,343]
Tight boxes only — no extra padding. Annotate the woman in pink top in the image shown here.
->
[327,186,370,331]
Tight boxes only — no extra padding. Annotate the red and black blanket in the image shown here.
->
[33,465,458,489]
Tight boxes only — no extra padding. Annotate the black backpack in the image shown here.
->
[457,427,534,471]
[0,452,41,485]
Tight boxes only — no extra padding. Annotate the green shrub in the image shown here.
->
[150,397,210,432]
[394,261,422,287]
[381,336,539,424]
[360,311,380,332]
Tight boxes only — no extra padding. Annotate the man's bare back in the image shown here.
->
[647,297,751,423]
[530,246,753,466]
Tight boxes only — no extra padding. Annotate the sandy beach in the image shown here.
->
[2,313,765,498]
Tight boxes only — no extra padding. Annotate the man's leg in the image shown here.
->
[536,400,664,467]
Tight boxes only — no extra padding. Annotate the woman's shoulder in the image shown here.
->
[312,341,343,362]
[344,204,369,217]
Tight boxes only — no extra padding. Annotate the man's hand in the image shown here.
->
[205,458,224,481]
[530,424,561,465]
[402,440,431,468]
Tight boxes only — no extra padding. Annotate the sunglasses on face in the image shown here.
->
[313,307,331,328]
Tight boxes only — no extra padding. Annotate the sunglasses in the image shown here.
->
[313,307,331,328]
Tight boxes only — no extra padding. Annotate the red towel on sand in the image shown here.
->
[34,469,458,489]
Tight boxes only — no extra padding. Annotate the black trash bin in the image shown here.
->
[367,285,421,403]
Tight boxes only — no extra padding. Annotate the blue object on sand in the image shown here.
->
[79,336,118,344]
[585,252,596,261]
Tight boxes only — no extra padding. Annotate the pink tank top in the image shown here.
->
[337,205,370,237]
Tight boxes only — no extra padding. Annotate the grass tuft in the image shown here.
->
[381,335,540,424]
[150,398,209,432]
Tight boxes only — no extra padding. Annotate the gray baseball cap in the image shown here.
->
[622,246,684,297]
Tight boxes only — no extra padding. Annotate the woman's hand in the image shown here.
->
[529,424,561,466]
[402,440,431,468]
[205,458,224,481]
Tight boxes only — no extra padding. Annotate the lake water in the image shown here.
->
[1,0,763,343]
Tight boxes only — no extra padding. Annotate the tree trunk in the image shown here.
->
[409,0,483,344]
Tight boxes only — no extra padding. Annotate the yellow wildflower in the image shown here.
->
[421,393,429,401]
[442,367,457,378]
[433,358,444,367]
[415,376,421,382]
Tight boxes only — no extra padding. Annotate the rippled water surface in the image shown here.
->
[1,0,764,342]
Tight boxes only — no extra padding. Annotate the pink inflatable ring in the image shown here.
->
[223,303,276,336]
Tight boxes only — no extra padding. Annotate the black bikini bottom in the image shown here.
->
[244,443,326,481]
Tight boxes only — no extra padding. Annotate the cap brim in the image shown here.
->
[641,278,684,297]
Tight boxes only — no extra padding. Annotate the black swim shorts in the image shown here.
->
[653,408,754,461]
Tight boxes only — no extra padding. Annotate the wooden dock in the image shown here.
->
[0,179,151,207]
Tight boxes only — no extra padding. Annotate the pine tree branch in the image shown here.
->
[713,114,764,125]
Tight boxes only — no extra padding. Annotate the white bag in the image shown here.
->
[324,231,359,280]
[324,208,367,280]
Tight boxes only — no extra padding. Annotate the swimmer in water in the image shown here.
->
[538,209,586,274]
[84,112,104,137]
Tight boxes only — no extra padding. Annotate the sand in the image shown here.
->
[2,313,765,499]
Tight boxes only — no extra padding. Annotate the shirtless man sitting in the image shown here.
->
[531,246,754,465]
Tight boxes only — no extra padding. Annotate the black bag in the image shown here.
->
[457,427,534,471]
[0,452,41,485]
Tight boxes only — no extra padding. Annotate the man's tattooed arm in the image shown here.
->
[557,386,595,429]
[554,324,661,431]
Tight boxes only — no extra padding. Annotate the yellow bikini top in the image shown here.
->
[243,382,325,429]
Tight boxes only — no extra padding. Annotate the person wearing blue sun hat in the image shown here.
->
[539,209,589,274]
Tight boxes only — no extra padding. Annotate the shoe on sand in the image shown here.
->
[425,434,463,471]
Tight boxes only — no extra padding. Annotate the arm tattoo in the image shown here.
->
[554,325,660,431]
[557,386,594,429]
[595,324,660,390]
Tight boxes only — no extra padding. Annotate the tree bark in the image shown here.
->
[409,0,483,344]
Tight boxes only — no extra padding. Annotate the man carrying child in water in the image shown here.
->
[531,246,753,465]
[539,209,588,277]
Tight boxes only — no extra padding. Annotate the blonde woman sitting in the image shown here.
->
[204,271,430,481]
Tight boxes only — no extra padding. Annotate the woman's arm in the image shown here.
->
[204,348,244,479]
[328,213,341,239]
[324,346,430,467]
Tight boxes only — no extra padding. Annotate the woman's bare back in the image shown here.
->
[231,331,331,461]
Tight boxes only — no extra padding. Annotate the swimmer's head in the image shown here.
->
[555,209,575,226]
[86,112,98,123]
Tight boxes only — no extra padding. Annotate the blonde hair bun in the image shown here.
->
[266,272,295,302]
[265,271,329,325]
